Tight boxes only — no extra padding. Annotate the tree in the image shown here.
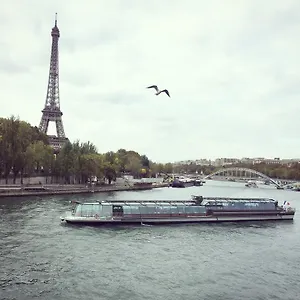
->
[140,155,150,168]
[116,149,128,174]
[0,116,51,183]
[103,162,117,184]
[80,154,102,183]
[125,155,143,177]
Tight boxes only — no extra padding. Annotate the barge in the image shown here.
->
[194,179,204,186]
[60,196,295,225]
[171,177,195,188]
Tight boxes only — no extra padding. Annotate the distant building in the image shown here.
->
[243,157,300,165]
[214,158,240,167]
[174,157,300,167]
[195,159,211,166]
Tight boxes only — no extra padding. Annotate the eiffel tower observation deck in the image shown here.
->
[39,13,68,153]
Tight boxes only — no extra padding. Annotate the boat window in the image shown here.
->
[81,204,95,217]
[147,206,156,214]
[177,205,186,214]
[102,205,112,217]
[254,202,275,210]
[155,206,163,214]
[206,202,224,209]
[192,207,200,213]
[139,206,148,214]
[244,203,259,207]
[123,205,132,215]
[140,206,155,214]
[163,206,171,214]
[185,206,197,214]
[75,204,82,216]
[170,206,179,214]
[192,206,205,213]
[91,204,101,215]
[266,203,275,210]
[97,205,103,215]
[155,206,171,214]
[130,206,141,214]
[198,206,206,213]
[213,202,276,210]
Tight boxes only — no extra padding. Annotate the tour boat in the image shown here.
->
[60,196,295,225]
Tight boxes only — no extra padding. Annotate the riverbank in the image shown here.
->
[0,183,170,198]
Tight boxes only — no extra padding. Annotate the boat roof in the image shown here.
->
[76,200,198,206]
[200,196,276,202]
[71,196,277,206]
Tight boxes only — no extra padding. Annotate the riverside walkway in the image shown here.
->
[0,182,169,198]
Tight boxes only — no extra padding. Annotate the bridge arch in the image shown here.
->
[203,167,281,187]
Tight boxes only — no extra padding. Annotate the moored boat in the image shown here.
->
[194,179,203,186]
[60,196,295,225]
[171,176,195,188]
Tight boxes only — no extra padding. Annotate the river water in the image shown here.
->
[0,180,299,300]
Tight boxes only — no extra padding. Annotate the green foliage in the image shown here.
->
[6,116,298,184]
[0,116,52,183]
[0,116,175,184]
[53,145,172,184]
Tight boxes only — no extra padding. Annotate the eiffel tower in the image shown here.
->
[39,13,68,153]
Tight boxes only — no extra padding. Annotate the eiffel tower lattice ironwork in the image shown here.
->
[39,13,68,153]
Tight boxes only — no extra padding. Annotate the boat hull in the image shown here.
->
[61,212,295,225]
[194,181,203,186]
[171,181,194,188]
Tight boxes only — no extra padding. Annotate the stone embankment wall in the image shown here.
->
[0,176,49,185]
[0,176,165,186]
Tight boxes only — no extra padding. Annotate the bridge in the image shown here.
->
[202,167,283,188]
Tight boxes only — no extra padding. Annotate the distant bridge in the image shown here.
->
[202,167,282,188]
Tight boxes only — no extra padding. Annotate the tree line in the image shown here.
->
[2,116,299,184]
[0,116,173,184]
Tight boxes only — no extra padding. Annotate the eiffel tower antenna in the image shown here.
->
[39,13,68,153]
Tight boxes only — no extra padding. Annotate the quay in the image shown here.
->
[0,182,169,198]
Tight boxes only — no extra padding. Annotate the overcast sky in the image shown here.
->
[1,0,300,163]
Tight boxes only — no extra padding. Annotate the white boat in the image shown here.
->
[60,196,295,225]
[245,181,258,188]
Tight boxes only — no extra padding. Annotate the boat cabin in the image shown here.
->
[70,196,282,220]
[200,197,278,211]
[62,196,295,224]
[71,200,207,219]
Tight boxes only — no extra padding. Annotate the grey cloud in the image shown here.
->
[61,38,77,53]
[86,92,147,106]
[1,0,300,161]
[269,81,300,99]
[0,57,30,73]
[63,31,120,53]
[61,71,94,88]
[263,3,300,31]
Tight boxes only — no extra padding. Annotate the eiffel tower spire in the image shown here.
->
[39,13,68,153]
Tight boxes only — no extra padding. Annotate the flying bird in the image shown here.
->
[147,85,170,97]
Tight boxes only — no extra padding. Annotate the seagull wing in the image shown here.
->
[147,85,159,92]
[162,89,170,97]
